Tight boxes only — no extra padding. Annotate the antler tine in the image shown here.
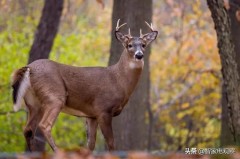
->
[128,28,131,36]
[116,19,127,31]
[151,23,154,29]
[145,21,154,31]
[140,29,143,37]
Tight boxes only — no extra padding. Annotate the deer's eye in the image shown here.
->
[142,44,146,48]
[128,44,132,48]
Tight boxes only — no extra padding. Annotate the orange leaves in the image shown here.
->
[15,149,165,159]
[166,0,174,6]
[150,0,221,150]
[96,0,105,9]
[236,10,240,22]
[19,149,240,159]
[186,54,194,62]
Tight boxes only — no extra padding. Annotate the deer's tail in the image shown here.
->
[11,67,31,112]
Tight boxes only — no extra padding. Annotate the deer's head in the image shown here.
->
[115,19,158,61]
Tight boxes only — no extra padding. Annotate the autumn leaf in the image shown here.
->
[96,0,105,9]
[236,10,240,22]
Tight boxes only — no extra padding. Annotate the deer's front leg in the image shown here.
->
[98,114,114,151]
[86,117,98,150]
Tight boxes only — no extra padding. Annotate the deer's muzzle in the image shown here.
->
[135,51,144,60]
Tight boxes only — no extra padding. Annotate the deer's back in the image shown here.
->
[28,59,126,117]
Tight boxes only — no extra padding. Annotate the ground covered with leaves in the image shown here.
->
[1,148,240,159]
[0,0,222,152]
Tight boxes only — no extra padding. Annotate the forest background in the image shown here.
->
[0,0,222,152]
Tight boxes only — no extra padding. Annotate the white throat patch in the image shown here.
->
[129,60,144,69]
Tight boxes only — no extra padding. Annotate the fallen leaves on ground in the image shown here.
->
[12,148,240,159]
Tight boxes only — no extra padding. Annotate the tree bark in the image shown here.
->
[109,0,152,150]
[221,0,240,146]
[207,0,240,146]
[26,0,63,152]
[28,0,63,63]
[221,86,235,145]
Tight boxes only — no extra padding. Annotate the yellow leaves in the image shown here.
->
[150,1,221,150]
[215,107,221,115]
[181,103,190,109]
[192,0,202,17]
[177,111,185,120]
[166,123,176,136]
[172,7,182,17]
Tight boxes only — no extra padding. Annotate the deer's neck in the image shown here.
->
[112,49,144,96]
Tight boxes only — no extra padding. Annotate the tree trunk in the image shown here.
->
[221,0,240,146]
[26,0,63,152]
[28,0,63,63]
[109,0,152,150]
[207,0,240,146]
[221,86,235,145]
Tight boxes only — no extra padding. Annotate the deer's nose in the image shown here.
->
[135,52,144,59]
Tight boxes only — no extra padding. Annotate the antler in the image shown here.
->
[116,19,127,31]
[140,21,155,38]
[128,28,132,37]
[145,21,154,31]
[140,29,143,37]
[115,19,132,38]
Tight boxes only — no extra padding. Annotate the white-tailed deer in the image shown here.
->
[11,19,158,151]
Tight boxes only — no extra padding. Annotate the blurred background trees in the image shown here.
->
[28,0,63,63]
[109,0,152,150]
[0,0,231,152]
[26,0,64,152]
[207,0,240,147]
[149,1,221,150]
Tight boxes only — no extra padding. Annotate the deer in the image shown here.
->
[11,19,158,151]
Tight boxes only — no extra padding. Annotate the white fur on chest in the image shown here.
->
[129,60,144,69]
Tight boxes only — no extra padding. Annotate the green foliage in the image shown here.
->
[0,12,35,152]
[0,0,222,152]
[0,1,110,152]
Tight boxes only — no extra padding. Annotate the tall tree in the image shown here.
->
[109,0,153,150]
[27,0,64,151]
[207,0,240,145]
[28,0,63,63]
[221,0,240,146]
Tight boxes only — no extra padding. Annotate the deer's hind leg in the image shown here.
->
[24,90,43,151]
[24,107,43,151]
[38,96,65,151]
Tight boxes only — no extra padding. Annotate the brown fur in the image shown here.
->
[21,50,143,151]
[12,21,158,151]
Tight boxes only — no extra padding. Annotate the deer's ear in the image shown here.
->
[115,31,129,44]
[142,31,158,46]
